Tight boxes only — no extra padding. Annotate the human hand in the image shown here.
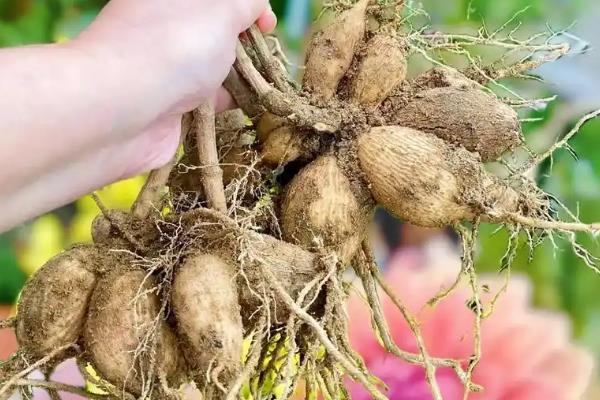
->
[0,0,276,231]
[74,0,276,178]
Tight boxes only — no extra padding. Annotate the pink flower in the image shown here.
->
[347,242,594,400]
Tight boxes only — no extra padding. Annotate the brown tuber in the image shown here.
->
[259,125,304,166]
[350,34,407,108]
[281,156,367,263]
[303,0,369,102]
[172,254,243,390]
[358,126,523,227]
[391,87,523,161]
[84,267,185,394]
[16,246,99,362]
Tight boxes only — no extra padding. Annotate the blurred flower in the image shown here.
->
[346,241,594,400]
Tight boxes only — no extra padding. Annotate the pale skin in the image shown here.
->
[0,0,276,233]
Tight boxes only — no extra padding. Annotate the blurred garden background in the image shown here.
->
[2,0,600,397]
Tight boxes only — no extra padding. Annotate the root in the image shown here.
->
[245,25,293,93]
[0,317,15,329]
[224,69,261,118]
[0,344,76,399]
[455,223,483,400]
[365,251,442,399]
[498,213,600,235]
[234,41,342,133]
[10,379,110,400]
[11,7,600,400]
[258,261,388,399]
[225,316,267,400]
[194,102,227,213]
[520,108,600,173]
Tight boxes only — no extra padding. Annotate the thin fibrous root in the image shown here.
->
[0,344,76,399]
[455,223,483,400]
[194,102,228,213]
[10,379,110,400]
[225,316,267,400]
[521,108,600,173]
[361,242,443,400]
[234,41,342,133]
[497,212,600,234]
[464,59,550,85]
[0,317,15,329]
[257,261,388,399]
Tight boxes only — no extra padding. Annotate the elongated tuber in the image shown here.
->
[303,0,369,102]
[358,126,523,227]
[281,155,367,262]
[350,34,407,108]
[391,87,522,161]
[172,254,243,390]
[16,246,99,362]
[84,267,185,394]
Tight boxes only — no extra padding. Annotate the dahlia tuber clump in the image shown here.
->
[1,1,598,400]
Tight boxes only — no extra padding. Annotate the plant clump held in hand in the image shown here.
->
[2,1,597,400]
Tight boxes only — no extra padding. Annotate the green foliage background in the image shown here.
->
[2,0,600,367]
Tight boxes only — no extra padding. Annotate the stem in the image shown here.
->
[234,43,342,133]
[194,103,228,213]
[224,69,262,118]
[132,113,193,219]
[246,25,292,93]
[131,160,176,219]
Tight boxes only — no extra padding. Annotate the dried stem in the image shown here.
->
[246,25,292,93]
[131,163,174,219]
[131,119,194,220]
[194,102,228,213]
[234,42,342,133]
[224,68,262,118]
[92,193,148,252]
